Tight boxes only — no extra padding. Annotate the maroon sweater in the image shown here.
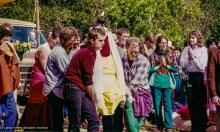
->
[208,47,220,97]
[65,44,96,93]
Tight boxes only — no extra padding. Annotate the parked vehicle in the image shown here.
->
[0,18,47,64]
[0,18,47,47]
[0,18,47,105]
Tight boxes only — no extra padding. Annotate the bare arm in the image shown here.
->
[37,47,49,72]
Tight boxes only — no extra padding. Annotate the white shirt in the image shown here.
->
[180,45,208,73]
[40,42,51,53]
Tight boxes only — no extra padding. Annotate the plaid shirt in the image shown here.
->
[122,54,150,91]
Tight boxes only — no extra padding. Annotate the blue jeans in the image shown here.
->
[63,84,99,132]
[0,92,18,132]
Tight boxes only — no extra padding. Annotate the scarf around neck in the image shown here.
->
[156,49,168,55]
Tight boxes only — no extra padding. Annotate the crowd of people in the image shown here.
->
[0,16,220,132]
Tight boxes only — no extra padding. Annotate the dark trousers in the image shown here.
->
[217,106,220,132]
[48,91,64,131]
[19,100,52,130]
[63,84,99,132]
[187,72,208,132]
[102,105,124,132]
[174,75,187,105]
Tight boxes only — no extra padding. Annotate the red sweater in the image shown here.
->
[65,44,96,93]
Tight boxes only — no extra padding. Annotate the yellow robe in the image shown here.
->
[99,54,124,115]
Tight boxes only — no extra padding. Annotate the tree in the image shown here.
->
[0,0,216,48]
[105,0,205,49]
[201,0,220,40]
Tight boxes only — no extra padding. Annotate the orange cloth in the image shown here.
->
[0,0,15,5]
[0,41,20,97]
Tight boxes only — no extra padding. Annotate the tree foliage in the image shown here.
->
[105,0,207,48]
[0,0,218,48]
[201,0,220,40]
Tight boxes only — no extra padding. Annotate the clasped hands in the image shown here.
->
[155,56,170,70]
[188,48,196,60]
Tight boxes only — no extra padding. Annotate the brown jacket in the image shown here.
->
[208,47,220,98]
[0,41,20,97]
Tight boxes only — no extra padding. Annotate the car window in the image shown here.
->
[38,31,47,45]
[12,26,33,43]
[29,31,47,48]
[11,26,47,48]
